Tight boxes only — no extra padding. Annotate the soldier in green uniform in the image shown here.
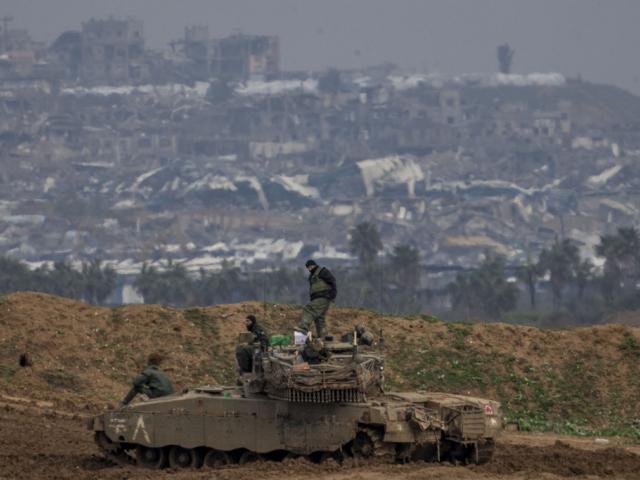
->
[120,353,174,406]
[298,259,337,340]
[340,324,375,346]
[236,314,270,373]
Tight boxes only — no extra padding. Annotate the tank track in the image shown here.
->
[94,432,135,466]
[475,439,495,465]
[94,430,495,469]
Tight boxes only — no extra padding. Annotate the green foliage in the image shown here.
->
[387,330,640,439]
[82,260,116,304]
[516,255,543,308]
[446,323,471,350]
[538,238,580,309]
[619,332,640,356]
[596,227,640,305]
[418,314,440,324]
[448,252,518,320]
[387,244,421,314]
[0,256,116,304]
[349,221,383,269]
[110,307,126,326]
[0,256,36,293]
[134,261,192,305]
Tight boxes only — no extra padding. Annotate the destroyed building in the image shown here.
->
[2,17,640,305]
[78,17,147,85]
[178,27,280,81]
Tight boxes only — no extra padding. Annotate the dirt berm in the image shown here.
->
[1,292,640,479]
[1,292,640,431]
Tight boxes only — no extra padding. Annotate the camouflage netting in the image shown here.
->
[266,357,381,393]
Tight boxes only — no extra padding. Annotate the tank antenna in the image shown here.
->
[351,329,358,362]
[262,268,267,323]
[379,255,383,313]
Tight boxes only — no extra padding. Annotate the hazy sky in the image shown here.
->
[5,0,640,94]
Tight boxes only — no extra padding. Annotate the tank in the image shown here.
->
[90,332,502,469]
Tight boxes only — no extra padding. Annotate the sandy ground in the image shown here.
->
[2,293,640,479]
[1,402,640,480]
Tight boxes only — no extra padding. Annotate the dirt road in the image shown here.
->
[1,404,639,480]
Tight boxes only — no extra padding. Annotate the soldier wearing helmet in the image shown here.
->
[120,353,174,407]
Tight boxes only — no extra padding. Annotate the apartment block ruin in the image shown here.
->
[79,17,147,85]
[182,27,279,80]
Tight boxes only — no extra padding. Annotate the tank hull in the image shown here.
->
[91,386,502,467]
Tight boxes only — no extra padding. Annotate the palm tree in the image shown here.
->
[349,221,383,270]
[389,244,421,313]
[595,227,640,302]
[516,255,543,309]
[448,252,518,320]
[81,259,116,304]
[0,256,32,294]
[134,263,159,303]
[448,272,472,321]
[390,244,420,284]
[49,261,83,299]
[574,259,593,300]
[538,239,579,309]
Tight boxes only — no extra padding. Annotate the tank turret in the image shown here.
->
[248,335,385,403]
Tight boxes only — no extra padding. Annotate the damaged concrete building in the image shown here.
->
[178,26,279,81]
[78,17,147,85]
[2,17,640,305]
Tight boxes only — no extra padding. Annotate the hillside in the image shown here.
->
[1,292,639,436]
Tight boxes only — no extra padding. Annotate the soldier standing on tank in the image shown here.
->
[236,314,270,373]
[120,353,174,407]
[298,259,337,340]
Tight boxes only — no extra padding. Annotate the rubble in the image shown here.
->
[2,15,640,301]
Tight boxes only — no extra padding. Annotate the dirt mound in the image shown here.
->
[481,440,640,477]
[1,291,640,434]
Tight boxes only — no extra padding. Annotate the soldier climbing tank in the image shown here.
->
[90,330,502,469]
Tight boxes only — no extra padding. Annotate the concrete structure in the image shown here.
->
[211,34,279,80]
[79,17,146,85]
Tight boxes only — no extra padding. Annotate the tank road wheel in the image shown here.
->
[168,446,202,469]
[351,431,375,459]
[238,450,262,465]
[136,445,167,469]
[204,450,233,468]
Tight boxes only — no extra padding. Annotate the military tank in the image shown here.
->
[90,330,502,469]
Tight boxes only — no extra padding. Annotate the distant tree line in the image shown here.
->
[448,227,640,324]
[0,258,115,304]
[131,221,423,315]
[2,223,640,325]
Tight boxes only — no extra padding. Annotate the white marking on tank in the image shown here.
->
[133,416,151,443]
